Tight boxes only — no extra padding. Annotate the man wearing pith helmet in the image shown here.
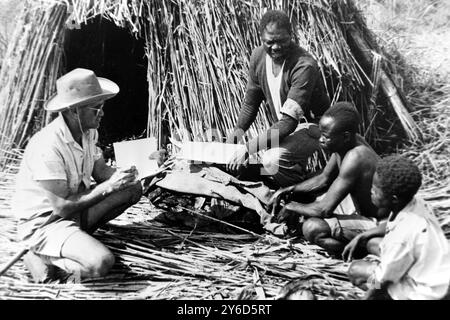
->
[12,68,142,282]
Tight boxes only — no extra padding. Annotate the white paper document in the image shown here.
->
[177,141,247,164]
[113,137,159,179]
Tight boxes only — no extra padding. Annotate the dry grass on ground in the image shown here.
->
[0,193,363,300]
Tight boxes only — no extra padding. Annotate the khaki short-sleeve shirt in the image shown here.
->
[12,114,102,240]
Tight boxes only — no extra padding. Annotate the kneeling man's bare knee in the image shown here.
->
[302,218,330,244]
[86,251,115,278]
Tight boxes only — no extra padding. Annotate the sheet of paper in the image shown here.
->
[177,141,247,164]
[113,137,159,180]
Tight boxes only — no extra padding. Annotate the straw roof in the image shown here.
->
[0,0,420,172]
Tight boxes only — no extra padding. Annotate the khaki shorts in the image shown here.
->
[324,214,377,242]
[21,213,87,259]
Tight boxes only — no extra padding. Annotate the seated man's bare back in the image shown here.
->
[339,136,379,219]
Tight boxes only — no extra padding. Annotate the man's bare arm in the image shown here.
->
[291,153,339,196]
[342,222,387,262]
[92,156,116,183]
[268,153,339,213]
[38,167,138,220]
[281,151,362,219]
[38,180,112,220]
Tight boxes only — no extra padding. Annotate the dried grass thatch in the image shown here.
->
[0,1,65,170]
[0,0,419,172]
[404,84,450,235]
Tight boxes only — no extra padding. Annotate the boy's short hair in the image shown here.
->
[260,10,292,35]
[323,101,360,134]
[376,155,422,202]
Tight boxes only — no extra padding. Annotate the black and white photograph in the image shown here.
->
[0,0,449,307]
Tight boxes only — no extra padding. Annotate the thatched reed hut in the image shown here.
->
[0,0,420,173]
[0,0,449,301]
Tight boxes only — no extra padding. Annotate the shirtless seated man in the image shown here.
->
[269,102,389,256]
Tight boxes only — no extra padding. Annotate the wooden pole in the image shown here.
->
[0,247,28,277]
[347,27,422,142]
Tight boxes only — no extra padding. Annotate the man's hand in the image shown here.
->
[226,146,248,176]
[149,149,168,167]
[106,166,139,193]
[275,203,302,231]
[268,186,294,216]
[342,234,365,262]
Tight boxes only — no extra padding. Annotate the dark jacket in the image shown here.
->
[242,43,330,124]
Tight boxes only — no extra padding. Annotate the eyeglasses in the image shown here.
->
[86,104,104,117]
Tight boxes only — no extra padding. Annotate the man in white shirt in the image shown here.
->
[347,155,450,300]
[12,68,143,282]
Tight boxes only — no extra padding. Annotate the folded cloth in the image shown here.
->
[155,171,273,226]
[149,162,285,234]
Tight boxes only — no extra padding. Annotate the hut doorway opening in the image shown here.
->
[64,17,148,152]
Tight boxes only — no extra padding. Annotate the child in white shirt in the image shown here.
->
[348,155,450,300]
